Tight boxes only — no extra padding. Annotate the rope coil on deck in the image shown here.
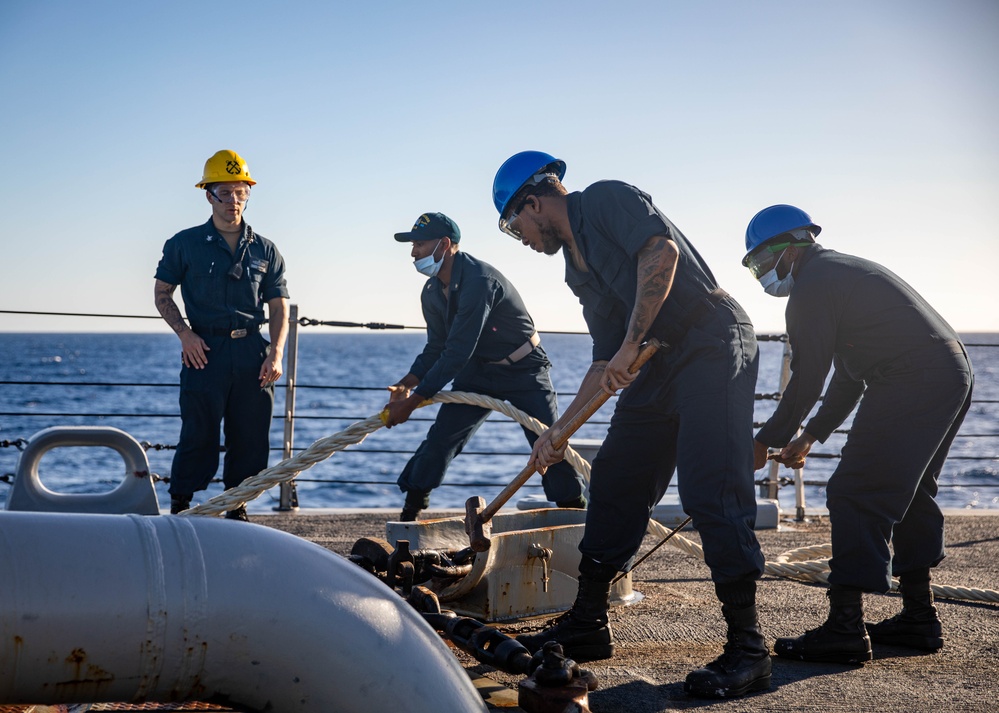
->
[182,391,999,604]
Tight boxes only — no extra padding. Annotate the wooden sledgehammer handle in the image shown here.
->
[467,338,664,548]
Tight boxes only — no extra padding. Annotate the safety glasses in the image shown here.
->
[498,171,560,239]
[210,186,252,204]
[744,241,793,279]
[498,203,526,240]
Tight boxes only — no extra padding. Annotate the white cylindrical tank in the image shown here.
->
[0,512,487,713]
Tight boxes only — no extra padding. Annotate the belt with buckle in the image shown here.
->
[195,326,255,339]
[490,332,541,365]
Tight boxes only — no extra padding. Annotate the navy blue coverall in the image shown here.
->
[155,219,290,496]
[754,246,973,593]
[565,181,764,583]
[398,251,586,506]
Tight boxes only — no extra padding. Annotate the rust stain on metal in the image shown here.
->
[53,649,115,698]
[66,648,86,676]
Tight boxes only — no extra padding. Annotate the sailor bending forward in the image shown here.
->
[384,211,586,521]
[492,152,769,699]
[743,204,973,663]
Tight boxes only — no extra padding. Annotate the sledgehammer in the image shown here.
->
[464,339,664,552]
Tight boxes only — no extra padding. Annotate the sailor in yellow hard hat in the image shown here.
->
[154,150,289,521]
[195,149,257,189]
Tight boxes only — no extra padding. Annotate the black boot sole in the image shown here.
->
[774,644,872,665]
[684,673,771,699]
[563,642,615,662]
[868,632,943,651]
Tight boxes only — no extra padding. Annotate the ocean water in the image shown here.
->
[1,331,997,515]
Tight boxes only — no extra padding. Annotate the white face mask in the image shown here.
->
[758,248,794,297]
[760,268,794,297]
[413,239,444,277]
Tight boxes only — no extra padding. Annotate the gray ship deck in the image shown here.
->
[266,508,998,713]
[3,510,995,713]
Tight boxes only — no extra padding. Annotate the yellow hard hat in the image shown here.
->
[195,149,257,189]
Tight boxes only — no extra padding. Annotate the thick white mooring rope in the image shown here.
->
[182,391,999,604]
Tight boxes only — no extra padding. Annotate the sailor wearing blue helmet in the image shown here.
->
[492,152,769,699]
[744,204,973,665]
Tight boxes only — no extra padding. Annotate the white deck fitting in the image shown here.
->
[386,508,640,622]
[0,512,487,713]
[5,426,159,515]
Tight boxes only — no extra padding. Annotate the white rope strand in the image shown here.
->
[181,391,999,604]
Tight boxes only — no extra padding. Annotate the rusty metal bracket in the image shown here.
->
[528,544,553,593]
[519,641,598,713]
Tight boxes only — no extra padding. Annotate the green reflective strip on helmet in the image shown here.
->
[744,241,794,278]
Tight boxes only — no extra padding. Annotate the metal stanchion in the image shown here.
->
[760,338,807,519]
[777,340,809,520]
[276,304,300,511]
[762,340,793,502]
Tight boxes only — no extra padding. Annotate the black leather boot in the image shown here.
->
[517,571,614,662]
[867,569,943,651]
[225,505,249,521]
[399,490,429,522]
[170,494,192,515]
[684,603,772,698]
[774,585,873,664]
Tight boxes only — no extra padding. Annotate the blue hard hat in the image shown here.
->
[492,151,566,216]
[743,205,821,263]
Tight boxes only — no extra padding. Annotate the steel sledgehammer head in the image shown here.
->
[465,495,492,552]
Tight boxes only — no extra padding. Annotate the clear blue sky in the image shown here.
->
[1,0,996,335]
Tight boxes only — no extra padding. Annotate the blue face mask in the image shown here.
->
[413,239,444,277]
[758,249,794,297]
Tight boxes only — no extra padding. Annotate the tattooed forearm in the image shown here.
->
[627,236,678,344]
[154,280,190,336]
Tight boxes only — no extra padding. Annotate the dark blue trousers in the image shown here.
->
[398,359,586,505]
[170,332,274,496]
[826,342,973,592]
[580,310,765,583]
